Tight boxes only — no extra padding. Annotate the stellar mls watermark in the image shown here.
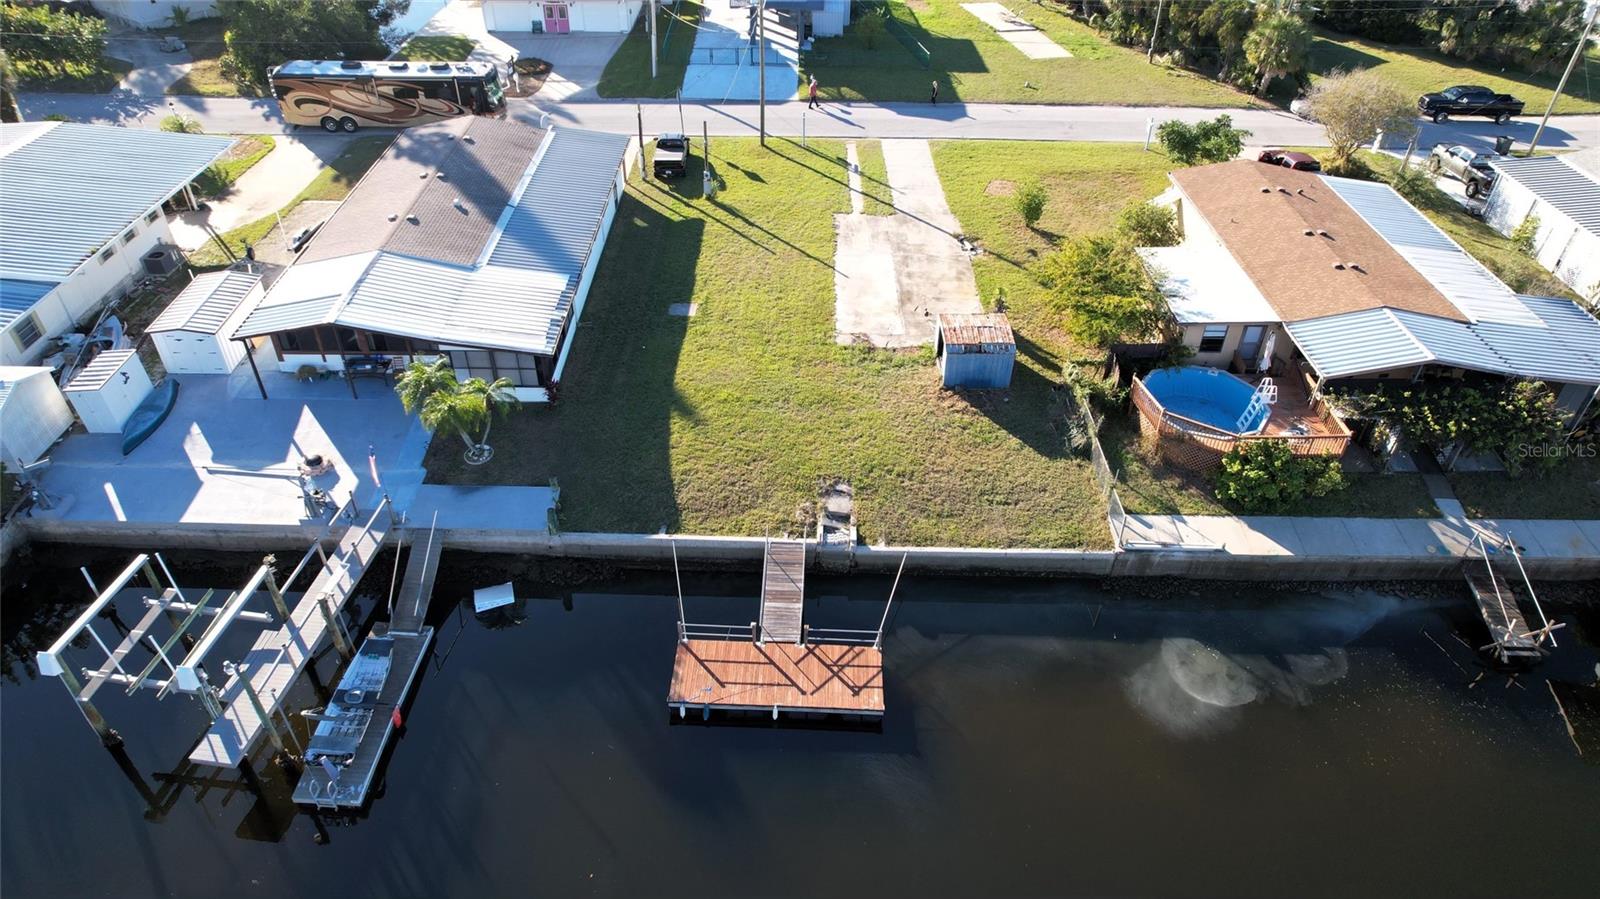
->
[1514,441,1598,460]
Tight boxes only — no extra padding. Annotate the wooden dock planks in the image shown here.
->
[1465,568,1542,656]
[390,534,443,635]
[189,512,391,767]
[668,638,884,715]
[759,540,806,644]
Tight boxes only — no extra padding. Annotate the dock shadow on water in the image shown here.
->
[3,546,1599,899]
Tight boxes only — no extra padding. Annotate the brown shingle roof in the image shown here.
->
[299,117,546,266]
[1171,160,1466,323]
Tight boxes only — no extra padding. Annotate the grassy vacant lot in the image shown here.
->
[852,139,894,215]
[598,0,701,98]
[805,0,1255,106]
[190,135,392,267]
[14,56,130,93]
[1450,457,1600,520]
[394,34,478,61]
[425,137,1125,547]
[163,18,262,97]
[1307,30,1600,116]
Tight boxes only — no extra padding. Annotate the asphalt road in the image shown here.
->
[19,91,1600,154]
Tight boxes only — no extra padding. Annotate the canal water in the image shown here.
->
[2,549,1597,898]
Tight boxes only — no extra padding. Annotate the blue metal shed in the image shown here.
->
[936,313,1015,389]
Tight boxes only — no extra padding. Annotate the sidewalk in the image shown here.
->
[168,135,353,250]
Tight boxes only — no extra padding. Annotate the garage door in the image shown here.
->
[160,333,227,373]
[485,0,539,31]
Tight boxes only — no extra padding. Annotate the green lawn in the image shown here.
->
[15,56,131,93]
[852,139,894,215]
[423,137,1135,548]
[192,135,275,198]
[1307,29,1600,116]
[597,0,701,99]
[804,0,1258,106]
[163,19,263,98]
[393,34,478,61]
[189,135,392,267]
[1450,456,1600,520]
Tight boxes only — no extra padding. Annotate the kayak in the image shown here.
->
[121,379,179,456]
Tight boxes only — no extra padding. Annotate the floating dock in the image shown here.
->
[291,524,441,809]
[669,540,896,721]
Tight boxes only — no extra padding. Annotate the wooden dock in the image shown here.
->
[390,529,443,634]
[669,638,884,717]
[188,504,392,768]
[290,626,432,809]
[1465,568,1544,660]
[759,540,806,644]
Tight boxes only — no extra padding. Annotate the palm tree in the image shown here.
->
[1244,11,1312,98]
[395,359,521,465]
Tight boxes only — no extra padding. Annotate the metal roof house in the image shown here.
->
[1144,160,1600,426]
[0,122,234,367]
[231,117,630,402]
[1484,152,1600,303]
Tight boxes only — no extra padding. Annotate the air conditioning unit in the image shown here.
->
[143,246,180,276]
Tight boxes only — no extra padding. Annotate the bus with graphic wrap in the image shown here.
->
[269,59,505,132]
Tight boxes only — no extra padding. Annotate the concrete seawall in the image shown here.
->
[14,518,1599,581]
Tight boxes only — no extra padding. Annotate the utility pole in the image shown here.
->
[1528,3,1597,156]
[758,0,767,147]
[649,0,658,80]
[1147,0,1165,64]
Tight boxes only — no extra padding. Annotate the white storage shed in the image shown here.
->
[149,270,263,374]
[64,350,153,433]
[1485,154,1600,301]
[0,365,74,465]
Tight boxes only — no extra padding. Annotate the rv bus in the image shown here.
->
[269,59,505,132]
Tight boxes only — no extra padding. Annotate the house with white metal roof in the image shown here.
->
[0,122,234,367]
[1143,160,1600,426]
[231,116,630,401]
[1483,152,1600,303]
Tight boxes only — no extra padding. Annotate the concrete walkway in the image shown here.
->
[961,3,1071,60]
[105,22,193,96]
[169,135,354,250]
[681,1,798,101]
[834,138,980,346]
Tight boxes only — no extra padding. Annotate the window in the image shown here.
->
[444,348,541,388]
[1198,325,1229,353]
[12,313,43,350]
[99,245,117,264]
[145,209,160,225]
[121,227,138,245]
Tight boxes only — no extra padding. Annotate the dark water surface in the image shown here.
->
[3,550,1598,898]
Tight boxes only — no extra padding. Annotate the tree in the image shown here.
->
[1305,68,1418,173]
[1115,202,1180,247]
[396,359,521,465]
[0,3,108,77]
[0,50,19,124]
[1013,181,1047,228]
[1341,380,1569,475]
[222,0,391,88]
[1197,0,1256,83]
[1214,441,1345,512]
[1156,114,1251,166]
[855,6,886,50]
[1244,11,1312,97]
[1037,232,1170,347]
[159,113,202,133]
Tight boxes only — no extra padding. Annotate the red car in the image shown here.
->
[1257,149,1322,172]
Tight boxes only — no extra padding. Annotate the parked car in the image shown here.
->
[1288,96,1315,121]
[1426,144,1497,198]
[653,133,690,179]
[1258,148,1322,172]
[1417,85,1524,124]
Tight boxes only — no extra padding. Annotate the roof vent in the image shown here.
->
[1259,187,1271,193]
[453,197,465,212]
[1277,186,1291,194]
[1302,229,1314,236]
[406,214,419,225]
[435,171,447,180]
[387,213,398,222]
[340,60,362,70]
[1347,262,1364,273]
[419,171,428,179]
[463,135,475,144]
[1296,188,1309,197]
[1332,263,1345,270]
[1316,229,1330,238]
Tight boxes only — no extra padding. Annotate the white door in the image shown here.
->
[163,334,226,373]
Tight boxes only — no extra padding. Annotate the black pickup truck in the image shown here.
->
[1417,85,1524,124]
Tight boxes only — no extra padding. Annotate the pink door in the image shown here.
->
[544,3,570,34]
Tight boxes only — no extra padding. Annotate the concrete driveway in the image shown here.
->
[170,135,357,250]
[491,33,627,102]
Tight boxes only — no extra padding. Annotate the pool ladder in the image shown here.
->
[1236,378,1277,432]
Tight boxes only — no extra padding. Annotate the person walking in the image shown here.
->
[930,79,939,104]
[808,75,820,109]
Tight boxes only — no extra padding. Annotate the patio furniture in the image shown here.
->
[343,356,393,383]
[296,365,324,383]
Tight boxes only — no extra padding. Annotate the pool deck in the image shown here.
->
[1251,374,1346,439]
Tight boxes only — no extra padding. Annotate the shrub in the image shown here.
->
[159,113,202,133]
[1156,114,1251,166]
[1214,441,1345,513]
[1115,202,1179,247]
[1037,232,1169,348]
[1305,68,1417,172]
[855,6,886,50]
[1342,380,1569,476]
[1013,180,1047,228]
[1510,214,1540,256]
[1387,162,1440,206]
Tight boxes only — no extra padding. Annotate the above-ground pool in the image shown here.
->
[1142,366,1269,434]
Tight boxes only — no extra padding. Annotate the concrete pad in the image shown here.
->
[680,4,799,101]
[1493,519,1600,559]
[1337,518,1416,557]
[491,33,627,102]
[407,484,555,533]
[833,216,905,343]
[171,136,353,250]
[960,3,1071,60]
[1218,516,1297,555]
[1288,517,1361,556]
